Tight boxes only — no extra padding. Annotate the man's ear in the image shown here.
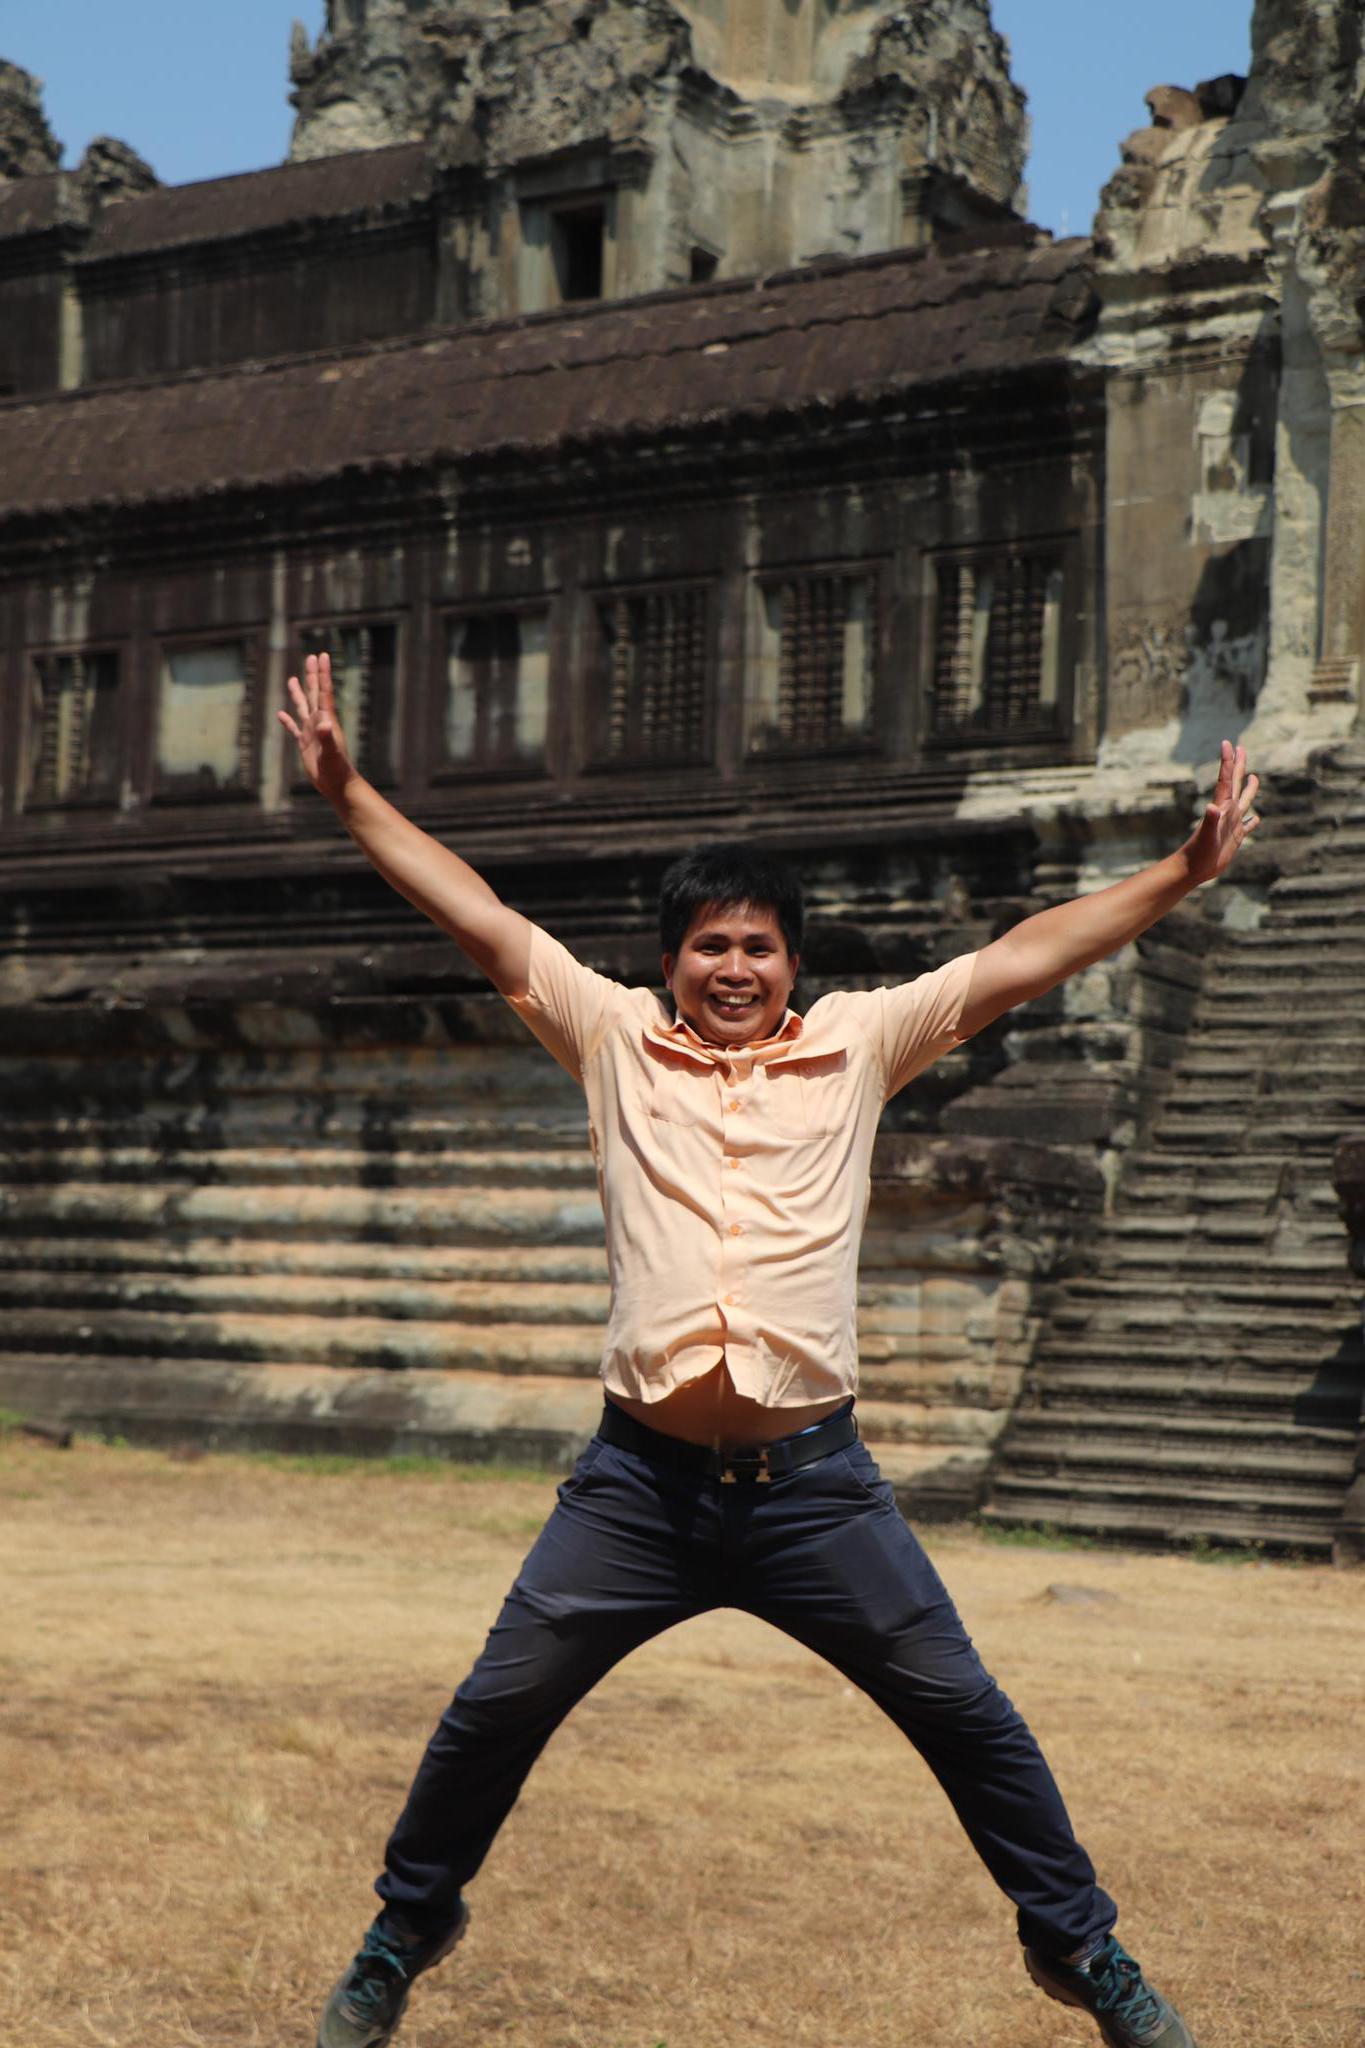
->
[661,952,675,988]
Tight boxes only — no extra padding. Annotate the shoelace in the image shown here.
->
[344,1927,413,2019]
[1087,1944,1161,2032]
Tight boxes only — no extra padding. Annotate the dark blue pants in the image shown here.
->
[376,1409,1116,1957]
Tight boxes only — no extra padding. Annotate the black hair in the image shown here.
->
[658,842,805,960]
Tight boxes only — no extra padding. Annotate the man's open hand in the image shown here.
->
[278,651,356,803]
[1184,739,1260,886]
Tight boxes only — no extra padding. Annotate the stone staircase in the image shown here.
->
[0,1025,616,1462]
[984,742,1365,1556]
[0,989,1037,1498]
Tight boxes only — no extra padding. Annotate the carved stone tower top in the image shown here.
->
[288,1,1027,314]
[0,59,62,181]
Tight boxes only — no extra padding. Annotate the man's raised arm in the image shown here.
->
[279,651,532,998]
[958,739,1261,1039]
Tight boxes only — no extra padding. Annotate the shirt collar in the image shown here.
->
[643,1005,806,1069]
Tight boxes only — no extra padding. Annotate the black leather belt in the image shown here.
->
[597,1398,857,1484]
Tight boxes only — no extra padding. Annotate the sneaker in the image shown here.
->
[1024,1934,1196,2048]
[316,1901,470,2048]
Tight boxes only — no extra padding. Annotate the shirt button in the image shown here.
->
[728,1099,741,1113]
[728,1223,743,1237]
[727,1156,740,1170]
[725,1293,737,1306]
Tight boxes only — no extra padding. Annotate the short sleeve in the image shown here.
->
[844,952,977,1100]
[503,924,623,1086]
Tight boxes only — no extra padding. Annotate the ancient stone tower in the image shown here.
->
[288,0,1027,314]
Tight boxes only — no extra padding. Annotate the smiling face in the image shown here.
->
[662,900,799,1048]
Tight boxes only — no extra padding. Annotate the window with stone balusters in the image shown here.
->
[746,570,876,755]
[297,621,400,785]
[153,637,259,799]
[26,648,122,806]
[593,584,711,765]
[441,606,550,775]
[929,549,1065,740]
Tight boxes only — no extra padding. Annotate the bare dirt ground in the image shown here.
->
[1,1433,1362,2048]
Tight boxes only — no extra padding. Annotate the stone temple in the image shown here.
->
[0,0,1362,1559]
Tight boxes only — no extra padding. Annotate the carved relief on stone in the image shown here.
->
[1181,617,1266,718]
[1110,609,1190,729]
[1110,604,1266,739]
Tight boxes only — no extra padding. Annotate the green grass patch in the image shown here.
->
[237,1446,555,1484]
[974,1518,1105,1554]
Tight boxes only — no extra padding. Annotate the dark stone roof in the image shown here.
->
[0,229,1094,524]
[0,171,69,240]
[0,143,430,257]
[82,142,432,258]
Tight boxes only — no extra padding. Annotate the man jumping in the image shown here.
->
[282,651,1258,2048]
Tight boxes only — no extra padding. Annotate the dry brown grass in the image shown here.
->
[1,1432,1362,2048]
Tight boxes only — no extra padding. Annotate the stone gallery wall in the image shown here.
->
[1,1,1363,1547]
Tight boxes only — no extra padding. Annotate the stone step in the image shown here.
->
[1167,1048,1365,1082]
[1061,1232,1346,1273]
[983,1465,1346,1518]
[0,1180,606,1245]
[1274,827,1365,862]
[1021,1352,1364,1414]
[1267,867,1365,904]
[1156,1080,1365,1115]
[1159,1063,1365,1090]
[0,1265,974,1345]
[981,1485,1337,1553]
[1200,968,1365,999]
[1175,1003,1365,1033]
[0,1142,598,1190]
[1001,1420,1355,1482]
[0,1234,610,1284]
[1214,934,1365,964]
[1119,1156,1341,1200]
[1004,1404,1355,1454]
[1142,1116,1357,1153]
[0,1107,593,1152]
[0,1353,606,1464]
[1051,1275,1356,1318]
[1097,1209,1344,1241]
[0,1048,587,1107]
[0,1268,612,1327]
[994,1458,1358,1507]
[0,1304,606,1375]
[0,1350,972,1493]
[1234,909,1365,938]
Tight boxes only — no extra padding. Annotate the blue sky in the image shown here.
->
[5,0,1254,237]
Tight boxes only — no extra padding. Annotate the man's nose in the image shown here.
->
[719,951,751,980]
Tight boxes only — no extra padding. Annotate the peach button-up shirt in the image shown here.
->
[508,926,976,1409]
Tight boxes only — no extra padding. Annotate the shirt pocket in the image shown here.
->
[645,1060,713,1127]
[760,1052,847,1136]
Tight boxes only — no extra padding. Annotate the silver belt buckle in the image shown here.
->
[720,1446,772,1484]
